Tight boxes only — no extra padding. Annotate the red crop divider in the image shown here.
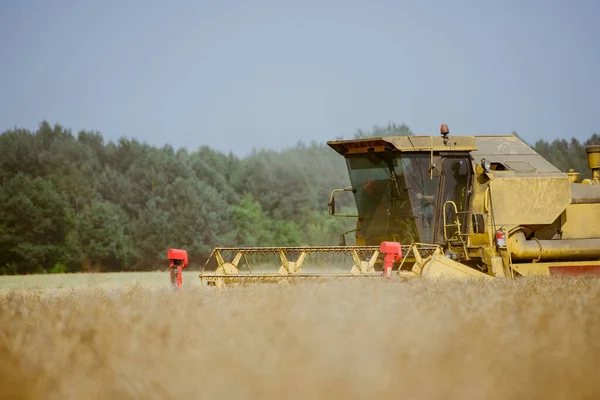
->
[167,249,188,288]
[379,242,402,278]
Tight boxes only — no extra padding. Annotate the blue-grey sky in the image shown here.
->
[1,0,599,156]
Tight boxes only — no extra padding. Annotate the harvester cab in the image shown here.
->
[327,124,474,249]
[197,124,600,287]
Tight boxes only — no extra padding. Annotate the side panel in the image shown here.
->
[511,261,600,276]
[560,203,600,239]
[488,177,571,228]
[550,265,600,276]
[421,254,492,279]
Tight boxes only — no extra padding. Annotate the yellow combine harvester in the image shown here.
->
[197,125,600,286]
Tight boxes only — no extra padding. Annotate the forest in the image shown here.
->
[0,121,598,274]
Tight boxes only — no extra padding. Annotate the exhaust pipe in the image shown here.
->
[582,145,600,185]
[508,230,600,261]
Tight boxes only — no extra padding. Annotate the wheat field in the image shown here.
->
[1,273,599,399]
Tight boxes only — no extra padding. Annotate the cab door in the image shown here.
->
[435,156,472,243]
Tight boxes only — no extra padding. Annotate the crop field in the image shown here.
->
[1,273,599,399]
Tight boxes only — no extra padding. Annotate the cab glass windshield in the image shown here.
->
[346,153,440,244]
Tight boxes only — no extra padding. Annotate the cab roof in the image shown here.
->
[327,134,561,174]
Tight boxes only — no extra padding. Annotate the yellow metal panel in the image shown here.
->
[570,183,600,204]
[490,256,506,278]
[472,136,561,173]
[420,254,492,279]
[383,135,476,152]
[473,135,537,155]
[326,135,476,155]
[561,204,600,239]
[488,177,571,227]
[511,260,600,276]
[467,179,492,246]
[510,263,550,276]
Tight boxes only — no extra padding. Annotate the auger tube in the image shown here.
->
[508,230,600,261]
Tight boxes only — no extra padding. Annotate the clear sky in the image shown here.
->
[1,0,599,156]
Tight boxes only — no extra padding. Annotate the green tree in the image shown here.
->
[0,128,44,181]
[230,192,302,247]
[230,192,276,247]
[2,120,598,274]
[130,197,172,269]
[0,174,74,274]
[354,122,413,139]
[162,176,234,259]
[534,134,600,179]
[76,200,133,271]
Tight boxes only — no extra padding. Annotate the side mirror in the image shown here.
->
[472,213,486,234]
[328,187,358,218]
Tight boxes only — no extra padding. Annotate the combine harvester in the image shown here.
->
[175,124,600,287]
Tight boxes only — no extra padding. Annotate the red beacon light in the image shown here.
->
[167,248,188,288]
[440,124,449,137]
[440,123,450,145]
[379,242,403,278]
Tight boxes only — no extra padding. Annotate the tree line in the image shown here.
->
[0,121,597,274]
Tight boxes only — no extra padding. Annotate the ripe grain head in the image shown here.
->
[1,277,599,399]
